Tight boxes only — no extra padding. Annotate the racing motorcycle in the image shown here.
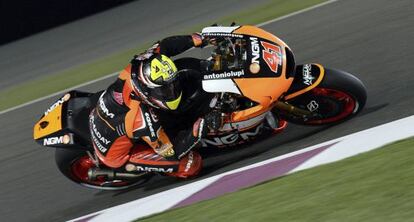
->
[33,25,367,190]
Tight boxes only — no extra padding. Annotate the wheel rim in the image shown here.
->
[306,88,357,124]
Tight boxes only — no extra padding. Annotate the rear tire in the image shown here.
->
[280,68,367,125]
[55,149,152,190]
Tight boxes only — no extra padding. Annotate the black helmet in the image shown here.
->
[131,54,182,110]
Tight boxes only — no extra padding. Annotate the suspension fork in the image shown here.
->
[273,101,312,117]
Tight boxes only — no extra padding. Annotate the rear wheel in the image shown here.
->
[280,68,367,125]
[55,149,152,190]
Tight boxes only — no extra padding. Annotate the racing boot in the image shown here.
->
[125,145,202,179]
[165,151,202,179]
[125,146,181,174]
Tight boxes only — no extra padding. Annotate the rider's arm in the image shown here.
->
[125,102,176,158]
[154,34,204,57]
[126,101,207,159]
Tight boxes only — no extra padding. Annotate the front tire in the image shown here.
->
[280,68,367,125]
[55,149,152,190]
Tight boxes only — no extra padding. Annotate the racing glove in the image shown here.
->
[172,118,205,159]
[203,110,223,132]
[191,33,207,48]
[191,33,216,48]
[170,110,223,159]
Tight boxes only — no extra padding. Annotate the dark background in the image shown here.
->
[0,0,134,46]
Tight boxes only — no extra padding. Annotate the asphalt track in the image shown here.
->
[0,0,413,221]
[0,0,269,89]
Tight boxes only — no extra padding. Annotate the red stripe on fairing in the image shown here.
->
[173,141,338,208]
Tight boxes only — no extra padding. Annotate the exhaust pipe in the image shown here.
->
[88,168,146,180]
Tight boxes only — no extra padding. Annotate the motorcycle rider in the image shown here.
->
[89,33,220,178]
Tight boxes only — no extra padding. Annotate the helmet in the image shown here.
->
[131,54,182,110]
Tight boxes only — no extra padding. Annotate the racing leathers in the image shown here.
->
[89,34,213,178]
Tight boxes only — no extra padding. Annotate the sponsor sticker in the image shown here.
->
[44,93,70,116]
[302,64,315,86]
[136,166,174,173]
[149,108,159,123]
[250,37,260,65]
[249,37,261,74]
[249,63,260,74]
[144,112,156,138]
[89,114,110,153]
[202,32,243,38]
[203,70,245,80]
[99,92,115,119]
[43,134,71,146]
[184,152,194,173]
[113,91,124,105]
[307,100,319,112]
[201,123,264,147]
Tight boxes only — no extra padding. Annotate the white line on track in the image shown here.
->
[0,0,339,116]
[0,72,118,115]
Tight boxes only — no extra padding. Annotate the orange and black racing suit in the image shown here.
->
[89,34,212,178]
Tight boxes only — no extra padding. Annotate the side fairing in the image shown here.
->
[201,25,294,107]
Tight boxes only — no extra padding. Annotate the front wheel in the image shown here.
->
[55,149,152,190]
[280,68,367,125]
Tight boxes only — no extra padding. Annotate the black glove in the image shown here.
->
[204,110,223,132]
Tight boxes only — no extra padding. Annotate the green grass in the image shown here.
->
[0,0,326,111]
[139,138,414,222]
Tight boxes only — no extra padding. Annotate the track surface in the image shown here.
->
[0,0,268,89]
[1,0,413,221]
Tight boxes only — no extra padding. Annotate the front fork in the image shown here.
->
[274,101,312,117]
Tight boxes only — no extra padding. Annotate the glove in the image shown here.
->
[191,33,208,48]
[204,110,223,132]
[192,33,218,48]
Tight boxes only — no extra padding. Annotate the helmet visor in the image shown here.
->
[147,78,182,101]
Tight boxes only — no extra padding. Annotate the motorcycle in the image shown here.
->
[33,25,367,190]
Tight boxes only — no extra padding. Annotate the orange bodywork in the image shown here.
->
[33,104,63,140]
[231,26,294,122]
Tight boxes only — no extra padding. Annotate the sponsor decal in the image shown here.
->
[99,92,115,119]
[44,94,70,116]
[89,114,110,153]
[202,32,243,38]
[307,100,319,112]
[203,70,245,80]
[249,63,260,74]
[113,91,124,105]
[184,152,194,173]
[249,37,261,74]
[62,134,71,144]
[43,134,71,146]
[250,37,260,65]
[149,108,159,123]
[125,164,136,172]
[261,41,282,73]
[145,112,156,138]
[302,64,315,86]
[136,166,174,173]
[201,123,264,147]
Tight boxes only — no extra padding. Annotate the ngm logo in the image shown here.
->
[44,94,70,116]
[43,135,70,146]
